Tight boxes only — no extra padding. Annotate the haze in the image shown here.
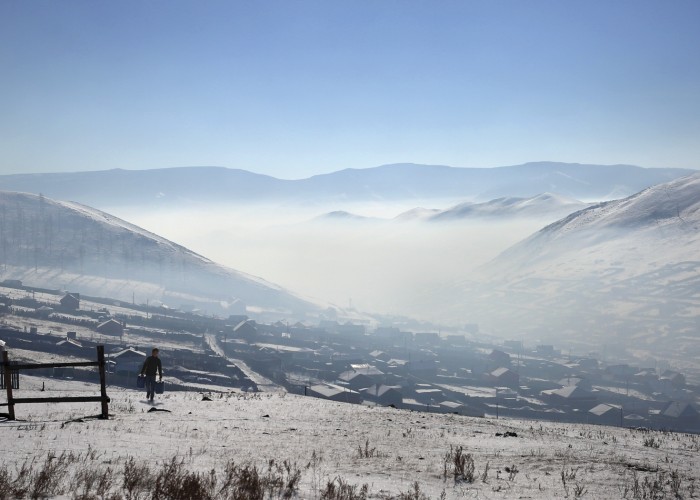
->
[110,202,556,317]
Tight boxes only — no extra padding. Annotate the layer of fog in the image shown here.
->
[109,201,550,319]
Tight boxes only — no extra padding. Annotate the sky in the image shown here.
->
[1,0,699,179]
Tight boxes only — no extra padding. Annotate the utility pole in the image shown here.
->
[496,388,499,419]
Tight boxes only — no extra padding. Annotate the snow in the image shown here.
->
[1,374,698,499]
[0,191,325,319]
[422,173,700,380]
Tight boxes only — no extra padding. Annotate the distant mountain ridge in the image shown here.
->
[410,192,591,222]
[0,191,322,317]
[0,162,693,209]
[314,193,590,223]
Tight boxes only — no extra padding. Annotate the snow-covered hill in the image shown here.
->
[427,174,700,369]
[0,192,322,317]
[489,173,700,276]
[408,193,590,222]
[312,193,589,225]
[2,376,698,499]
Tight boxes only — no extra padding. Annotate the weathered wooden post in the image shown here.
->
[97,346,109,419]
[3,350,15,420]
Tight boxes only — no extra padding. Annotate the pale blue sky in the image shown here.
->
[1,1,699,178]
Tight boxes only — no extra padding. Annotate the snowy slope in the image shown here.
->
[0,191,323,317]
[311,194,588,224]
[489,173,700,275]
[2,376,698,499]
[420,174,700,368]
[421,193,590,222]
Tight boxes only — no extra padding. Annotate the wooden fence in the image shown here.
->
[0,360,19,390]
[0,346,110,420]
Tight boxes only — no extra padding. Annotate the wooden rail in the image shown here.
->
[1,346,110,420]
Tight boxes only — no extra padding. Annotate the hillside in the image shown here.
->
[408,193,590,222]
[0,162,692,209]
[1,376,698,499]
[313,193,589,224]
[0,191,322,317]
[429,174,700,371]
[487,173,700,280]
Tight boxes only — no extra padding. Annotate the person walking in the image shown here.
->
[140,348,163,402]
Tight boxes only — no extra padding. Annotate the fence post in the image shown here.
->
[3,351,15,420]
[97,346,109,419]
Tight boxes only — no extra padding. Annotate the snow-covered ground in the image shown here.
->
[2,375,698,499]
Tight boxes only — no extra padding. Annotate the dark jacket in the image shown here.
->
[141,356,162,377]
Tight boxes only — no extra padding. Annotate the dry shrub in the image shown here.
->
[122,457,153,500]
[72,465,115,500]
[320,477,369,500]
[151,457,217,500]
[397,481,429,500]
[32,451,79,498]
[443,446,475,483]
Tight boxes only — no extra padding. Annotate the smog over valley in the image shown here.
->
[1,2,699,499]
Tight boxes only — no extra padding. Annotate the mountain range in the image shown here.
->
[0,162,692,209]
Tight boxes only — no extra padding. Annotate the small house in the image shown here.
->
[557,377,592,391]
[37,306,54,318]
[96,319,124,337]
[488,367,519,388]
[363,384,403,406]
[656,402,700,431]
[60,293,80,311]
[588,403,621,426]
[369,350,391,363]
[109,347,146,375]
[55,337,84,355]
[307,383,361,404]
[489,349,511,367]
[338,365,384,390]
[660,370,686,388]
[542,385,597,410]
[413,385,444,404]
[233,320,258,341]
[439,401,484,417]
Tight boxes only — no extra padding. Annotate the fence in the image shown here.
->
[0,360,19,390]
[1,345,110,420]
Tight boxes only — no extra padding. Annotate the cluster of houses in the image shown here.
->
[218,320,700,433]
[0,286,254,391]
[1,282,698,432]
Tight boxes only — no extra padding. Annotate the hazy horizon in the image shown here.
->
[107,200,571,317]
